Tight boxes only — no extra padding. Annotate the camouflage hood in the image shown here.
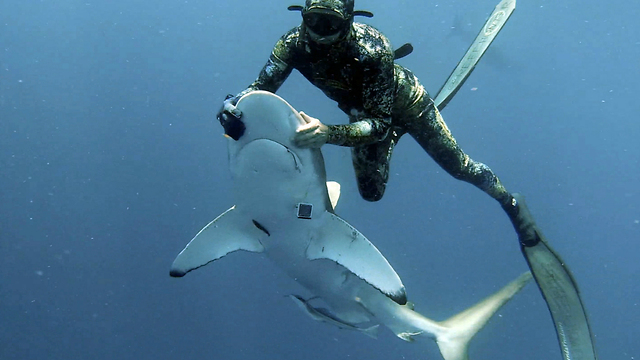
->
[303,0,354,20]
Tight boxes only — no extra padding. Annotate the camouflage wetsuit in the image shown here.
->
[233,21,513,206]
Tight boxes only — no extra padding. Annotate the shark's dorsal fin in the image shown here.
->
[170,206,265,277]
[326,181,341,210]
[306,213,407,305]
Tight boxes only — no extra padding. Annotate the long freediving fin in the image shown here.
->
[523,242,598,360]
[514,194,597,360]
[433,0,516,110]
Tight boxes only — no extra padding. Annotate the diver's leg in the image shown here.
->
[407,102,540,245]
[351,129,402,202]
[407,104,511,203]
[409,103,596,359]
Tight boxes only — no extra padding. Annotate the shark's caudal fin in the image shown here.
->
[434,271,533,360]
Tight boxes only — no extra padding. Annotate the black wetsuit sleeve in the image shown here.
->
[327,43,395,147]
[235,29,297,99]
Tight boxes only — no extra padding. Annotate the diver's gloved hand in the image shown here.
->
[294,111,329,148]
[216,94,245,140]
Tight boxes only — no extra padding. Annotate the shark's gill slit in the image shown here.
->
[252,219,271,236]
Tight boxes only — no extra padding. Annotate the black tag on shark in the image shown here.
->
[297,203,313,219]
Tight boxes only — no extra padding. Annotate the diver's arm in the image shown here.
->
[233,29,298,101]
[218,30,297,140]
[295,112,391,148]
[235,53,293,99]
[326,43,396,147]
[325,119,390,147]
[218,30,297,138]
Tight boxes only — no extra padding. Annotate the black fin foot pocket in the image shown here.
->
[507,193,542,248]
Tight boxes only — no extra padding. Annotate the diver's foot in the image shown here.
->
[502,193,542,247]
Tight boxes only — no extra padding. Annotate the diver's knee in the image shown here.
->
[362,191,384,202]
[358,184,385,202]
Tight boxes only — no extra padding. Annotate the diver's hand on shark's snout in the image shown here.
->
[217,94,245,140]
[294,111,329,148]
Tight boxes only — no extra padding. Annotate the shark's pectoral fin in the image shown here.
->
[170,206,265,277]
[306,212,407,304]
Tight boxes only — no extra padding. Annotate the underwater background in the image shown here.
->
[1,0,638,359]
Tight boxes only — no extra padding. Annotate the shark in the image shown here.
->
[287,294,381,339]
[170,90,532,360]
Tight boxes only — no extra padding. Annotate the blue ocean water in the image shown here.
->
[1,0,638,359]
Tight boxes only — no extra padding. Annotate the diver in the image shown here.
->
[216,0,541,247]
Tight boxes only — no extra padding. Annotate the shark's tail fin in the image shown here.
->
[434,271,533,360]
[385,272,532,360]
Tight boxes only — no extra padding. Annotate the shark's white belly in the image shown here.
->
[171,92,533,360]
[264,223,386,325]
[225,97,407,324]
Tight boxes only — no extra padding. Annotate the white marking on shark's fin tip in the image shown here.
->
[326,181,341,210]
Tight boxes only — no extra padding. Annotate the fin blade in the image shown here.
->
[434,0,516,110]
[520,233,597,359]
[170,206,265,277]
[512,193,596,359]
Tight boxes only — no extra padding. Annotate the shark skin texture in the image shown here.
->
[170,91,532,360]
